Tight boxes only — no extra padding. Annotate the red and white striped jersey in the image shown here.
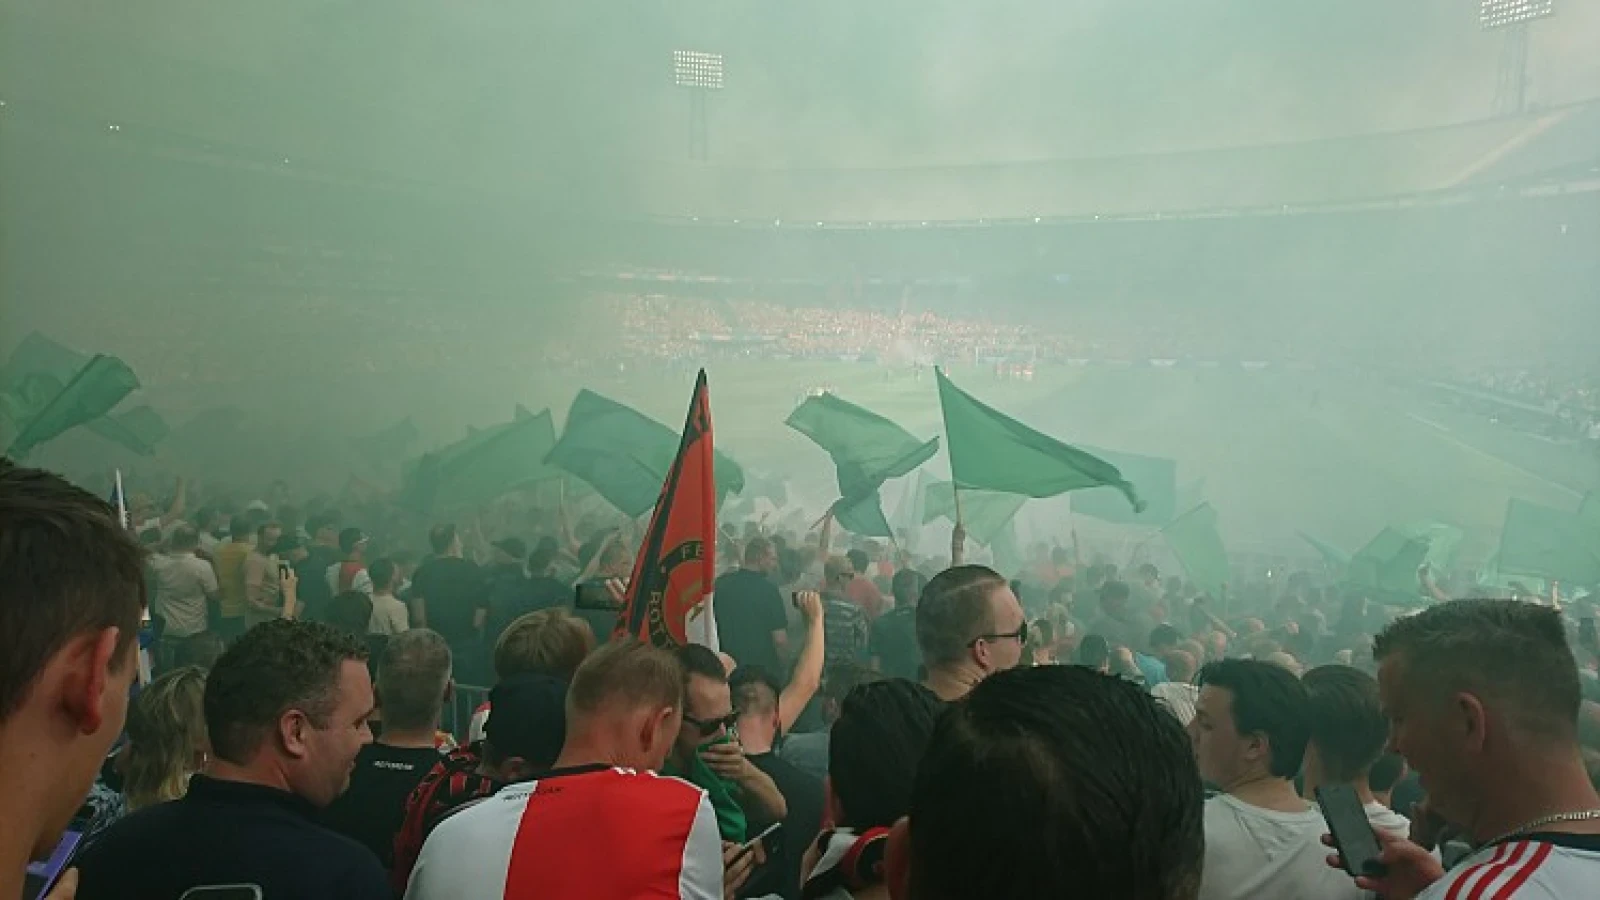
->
[1419,834,1600,899]
[403,764,723,900]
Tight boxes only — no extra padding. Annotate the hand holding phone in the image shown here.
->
[1317,784,1385,878]
[732,822,782,866]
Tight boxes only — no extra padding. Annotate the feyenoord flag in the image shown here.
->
[616,371,720,649]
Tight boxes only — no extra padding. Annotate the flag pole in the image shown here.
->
[114,469,128,529]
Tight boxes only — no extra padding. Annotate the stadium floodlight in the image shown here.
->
[673,50,725,90]
[1479,0,1553,29]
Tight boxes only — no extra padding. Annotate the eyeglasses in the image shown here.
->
[684,711,739,737]
[967,621,1029,649]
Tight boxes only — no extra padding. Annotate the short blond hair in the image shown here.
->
[566,639,683,719]
[494,608,595,681]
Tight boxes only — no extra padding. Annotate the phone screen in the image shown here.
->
[24,831,82,900]
[1316,784,1385,878]
[178,886,265,900]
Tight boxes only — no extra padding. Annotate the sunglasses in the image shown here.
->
[684,711,740,737]
[967,621,1029,649]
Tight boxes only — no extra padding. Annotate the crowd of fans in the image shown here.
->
[6,456,1600,900]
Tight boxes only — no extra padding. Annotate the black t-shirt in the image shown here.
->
[73,774,390,900]
[318,743,442,869]
[411,556,485,645]
[295,544,342,619]
[743,751,825,900]
[713,568,789,675]
[869,606,921,680]
[487,574,568,645]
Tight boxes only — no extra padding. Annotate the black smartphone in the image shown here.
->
[23,830,81,900]
[179,887,264,900]
[1317,784,1386,878]
[732,822,783,866]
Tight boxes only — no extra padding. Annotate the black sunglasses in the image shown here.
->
[684,711,739,737]
[967,621,1029,649]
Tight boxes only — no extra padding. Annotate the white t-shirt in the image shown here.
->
[1419,834,1600,899]
[1198,793,1368,900]
[369,594,410,636]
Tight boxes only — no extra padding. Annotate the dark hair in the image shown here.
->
[1373,599,1580,738]
[743,536,774,567]
[169,524,201,552]
[892,568,928,609]
[0,462,146,719]
[305,512,337,536]
[730,666,782,718]
[204,619,369,763]
[376,629,451,732]
[1137,563,1160,581]
[1077,634,1110,669]
[846,548,870,574]
[1302,664,1387,783]
[527,543,559,576]
[909,666,1204,900]
[228,515,253,543]
[1197,659,1311,778]
[428,523,457,555]
[1367,753,1407,793]
[367,558,397,592]
[1149,624,1183,652]
[829,679,942,829]
[326,590,374,636]
[917,565,1007,666]
[1099,580,1132,605]
[676,642,726,684]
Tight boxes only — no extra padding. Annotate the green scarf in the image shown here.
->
[664,751,747,842]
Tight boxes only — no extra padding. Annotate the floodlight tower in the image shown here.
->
[1480,0,1554,116]
[673,50,724,161]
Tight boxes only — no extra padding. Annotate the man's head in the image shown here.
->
[730,666,782,753]
[846,548,871,577]
[367,557,398,594]
[673,643,733,763]
[892,567,928,610]
[1136,563,1160,589]
[306,513,339,547]
[1371,599,1582,835]
[1149,623,1182,655]
[1367,752,1408,800]
[1191,659,1310,790]
[203,619,373,808]
[527,541,559,578]
[493,608,595,682]
[375,629,452,734]
[228,514,255,546]
[1162,650,1199,685]
[563,639,685,772]
[255,521,282,556]
[893,666,1204,900]
[482,673,568,779]
[742,536,778,576]
[326,590,373,637]
[823,554,855,593]
[1301,664,1387,789]
[428,523,460,557]
[828,679,942,831]
[169,524,201,554]
[916,565,1027,682]
[338,527,368,560]
[0,462,147,859]
[1077,634,1111,673]
[1099,580,1132,616]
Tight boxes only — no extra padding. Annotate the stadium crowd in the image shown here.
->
[6,457,1600,900]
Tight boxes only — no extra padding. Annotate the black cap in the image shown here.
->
[485,674,568,768]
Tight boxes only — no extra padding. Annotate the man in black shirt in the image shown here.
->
[410,523,487,681]
[74,619,389,900]
[319,628,451,867]
[731,667,824,900]
[870,567,928,680]
[715,537,790,675]
[486,540,568,645]
[294,511,343,622]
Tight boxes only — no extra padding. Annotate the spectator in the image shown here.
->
[484,540,566,642]
[390,672,568,893]
[798,678,941,900]
[294,512,342,622]
[821,555,871,669]
[1191,659,1350,900]
[1076,633,1112,673]
[779,664,883,782]
[1300,665,1410,838]
[0,462,146,900]
[409,524,487,681]
[870,568,927,680]
[121,666,208,812]
[1366,753,1407,812]
[888,665,1205,900]
[714,537,791,676]
[404,640,742,900]
[1152,649,1201,726]
[74,619,387,900]
[149,524,219,669]
[321,629,451,868]
[367,558,410,636]
[328,527,372,596]
[1090,580,1151,659]
[731,666,825,900]
[467,607,595,743]
[243,519,286,628]
[212,515,254,640]
[1342,600,1600,899]
[844,548,887,620]
[915,564,1026,702]
[485,537,528,591]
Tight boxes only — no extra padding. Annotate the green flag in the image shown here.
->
[403,407,560,512]
[1298,532,1352,571]
[85,405,169,456]
[5,355,141,459]
[2,333,163,456]
[922,480,1025,546]
[1348,527,1431,606]
[786,393,939,538]
[935,367,1142,511]
[1162,503,1230,600]
[1496,498,1600,586]
[1397,521,1465,571]
[1072,446,1177,525]
[546,389,744,517]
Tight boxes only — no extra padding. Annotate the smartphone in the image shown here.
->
[1317,784,1386,878]
[179,887,264,900]
[278,562,293,579]
[732,822,783,865]
[23,830,81,900]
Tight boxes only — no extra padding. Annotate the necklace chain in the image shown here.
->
[1484,809,1600,848]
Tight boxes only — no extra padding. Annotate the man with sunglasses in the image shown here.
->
[667,645,788,843]
[916,565,1028,702]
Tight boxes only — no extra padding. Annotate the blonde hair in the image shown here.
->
[122,666,208,811]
